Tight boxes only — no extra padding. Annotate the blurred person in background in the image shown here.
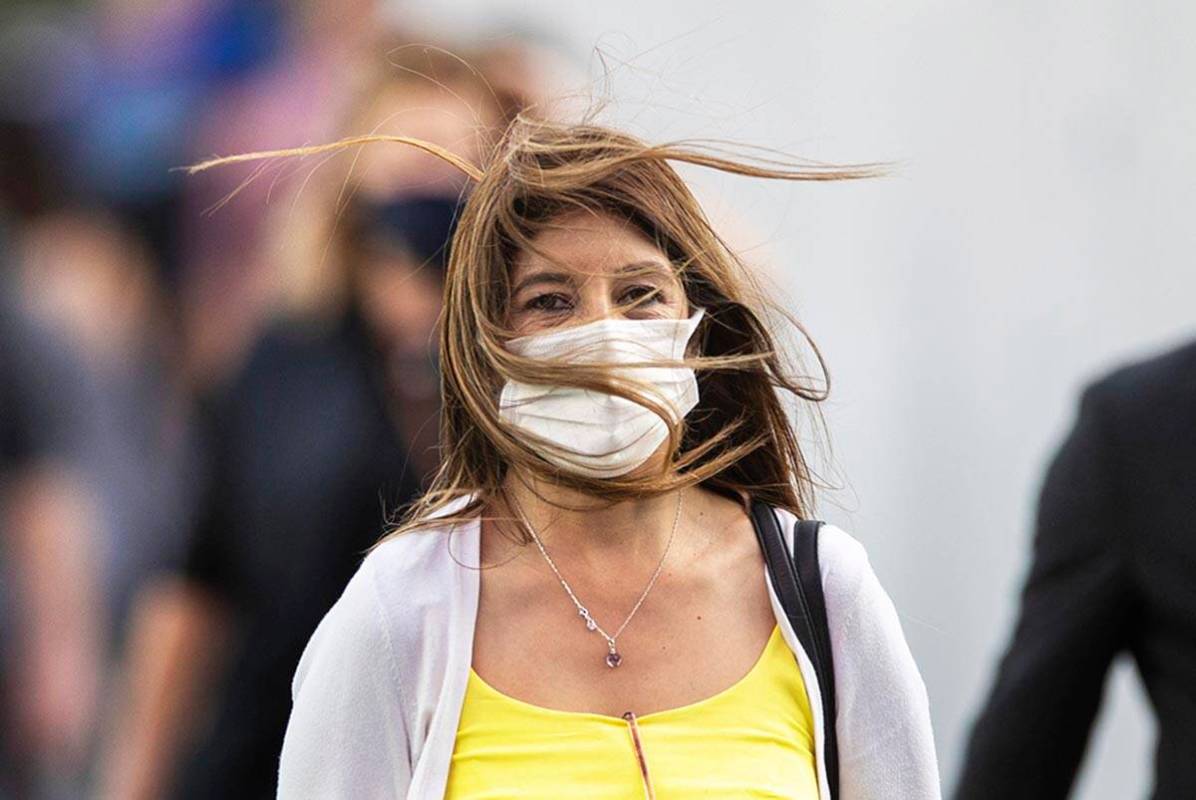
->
[1,257,104,800]
[174,0,567,391]
[955,338,1196,799]
[2,208,198,797]
[14,210,200,640]
[96,44,524,800]
[2,77,197,799]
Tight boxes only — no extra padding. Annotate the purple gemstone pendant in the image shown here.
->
[605,650,623,668]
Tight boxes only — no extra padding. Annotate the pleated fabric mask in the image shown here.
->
[498,309,705,478]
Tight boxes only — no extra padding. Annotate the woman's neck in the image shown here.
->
[496,473,687,570]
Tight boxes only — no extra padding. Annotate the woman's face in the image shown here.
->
[506,210,688,336]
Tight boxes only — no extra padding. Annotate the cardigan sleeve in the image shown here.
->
[819,525,941,800]
[277,556,412,799]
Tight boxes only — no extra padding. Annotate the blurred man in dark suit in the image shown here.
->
[955,338,1196,799]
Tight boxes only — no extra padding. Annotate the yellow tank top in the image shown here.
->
[445,624,819,799]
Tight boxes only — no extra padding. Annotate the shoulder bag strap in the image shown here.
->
[749,499,839,799]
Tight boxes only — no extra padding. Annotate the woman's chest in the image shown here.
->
[470,552,780,719]
[448,619,818,799]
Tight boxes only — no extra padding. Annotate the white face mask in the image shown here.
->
[498,309,705,478]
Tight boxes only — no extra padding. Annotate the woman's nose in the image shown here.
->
[575,289,622,324]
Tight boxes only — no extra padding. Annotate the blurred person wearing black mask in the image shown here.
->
[96,46,514,800]
[955,338,1196,799]
[175,187,458,800]
[336,192,462,480]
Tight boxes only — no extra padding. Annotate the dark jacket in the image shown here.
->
[955,338,1196,799]
[173,307,422,800]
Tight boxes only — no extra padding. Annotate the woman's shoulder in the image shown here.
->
[363,519,470,589]
[355,515,476,616]
[770,507,873,610]
[292,514,475,694]
[281,523,466,797]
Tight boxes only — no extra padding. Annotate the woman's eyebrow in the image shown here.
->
[511,271,574,296]
[512,260,670,296]
[616,260,672,278]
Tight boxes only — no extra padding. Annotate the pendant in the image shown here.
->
[605,648,623,669]
[579,607,597,632]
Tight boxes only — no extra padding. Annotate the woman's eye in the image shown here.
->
[620,285,662,305]
[525,293,572,312]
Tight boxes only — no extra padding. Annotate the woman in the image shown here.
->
[198,117,939,799]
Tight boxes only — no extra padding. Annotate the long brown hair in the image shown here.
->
[191,111,888,543]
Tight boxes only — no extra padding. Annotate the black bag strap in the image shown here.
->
[749,499,839,799]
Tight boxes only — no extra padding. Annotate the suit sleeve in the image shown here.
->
[954,384,1133,799]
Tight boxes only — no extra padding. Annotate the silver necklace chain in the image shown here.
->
[514,490,684,669]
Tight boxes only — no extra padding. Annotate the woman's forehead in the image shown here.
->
[510,209,672,284]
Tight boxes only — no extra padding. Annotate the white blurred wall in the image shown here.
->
[409,1,1194,796]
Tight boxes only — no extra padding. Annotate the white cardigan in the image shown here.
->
[277,503,941,799]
